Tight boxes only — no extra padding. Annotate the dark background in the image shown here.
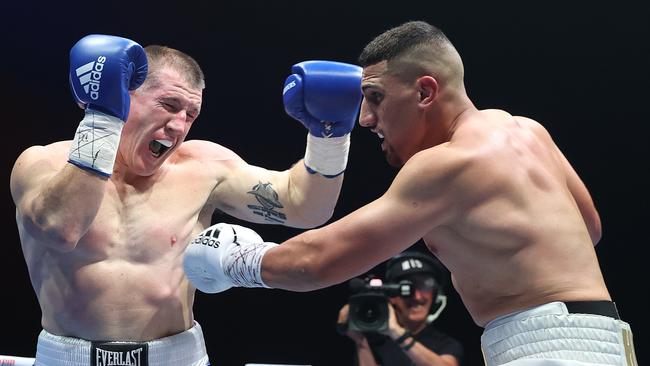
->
[1,1,647,365]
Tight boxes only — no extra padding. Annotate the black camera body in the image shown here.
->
[347,277,413,333]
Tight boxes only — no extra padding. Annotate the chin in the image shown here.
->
[385,154,404,168]
[140,169,158,177]
[409,313,428,322]
[132,160,162,177]
[384,147,407,168]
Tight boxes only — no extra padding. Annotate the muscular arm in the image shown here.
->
[279,158,343,226]
[211,60,359,228]
[10,144,107,251]
[208,142,342,228]
[261,148,460,290]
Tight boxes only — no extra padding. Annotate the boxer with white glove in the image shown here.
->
[183,223,278,293]
[68,34,148,177]
[283,61,363,177]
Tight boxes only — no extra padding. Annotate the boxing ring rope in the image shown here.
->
[0,355,35,365]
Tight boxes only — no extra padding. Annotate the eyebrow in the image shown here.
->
[361,84,380,93]
[161,96,200,115]
[161,95,197,105]
[160,95,181,103]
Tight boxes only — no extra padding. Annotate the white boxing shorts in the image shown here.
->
[34,321,210,366]
[481,301,638,366]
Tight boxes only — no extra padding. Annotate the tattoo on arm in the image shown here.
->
[246,182,287,223]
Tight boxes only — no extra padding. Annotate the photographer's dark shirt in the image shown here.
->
[359,324,464,366]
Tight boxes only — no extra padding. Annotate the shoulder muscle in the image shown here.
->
[385,146,470,229]
[11,142,70,205]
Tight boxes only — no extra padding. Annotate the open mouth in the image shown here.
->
[376,131,386,151]
[374,130,385,144]
[149,139,173,158]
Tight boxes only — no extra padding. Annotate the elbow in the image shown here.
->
[48,233,79,252]
[39,223,80,252]
[302,213,334,229]
[26,212,80,252]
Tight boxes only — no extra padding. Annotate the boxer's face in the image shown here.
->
[390,274,435,325]
[121,67,202,176]
[359,61,425,167]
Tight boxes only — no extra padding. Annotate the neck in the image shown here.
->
[426,90,475,145]
[111,162,163,189]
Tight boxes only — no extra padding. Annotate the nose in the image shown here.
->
[413,288,429,301]
[164,111,187,136]
[358,100,376,128]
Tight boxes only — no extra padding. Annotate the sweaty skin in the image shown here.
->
[261,62,606,327]
[11,67,343,341]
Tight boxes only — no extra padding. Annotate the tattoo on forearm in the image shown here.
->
[246,182,287,223]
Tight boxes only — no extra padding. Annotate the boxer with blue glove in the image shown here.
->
[11,34,213,366]
[12,30,365,365]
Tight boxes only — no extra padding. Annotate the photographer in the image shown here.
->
[337,251,464,366]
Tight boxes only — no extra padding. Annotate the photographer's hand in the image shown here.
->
[383,303,407,340]
[337,304,380,366]
[337,304,366,344]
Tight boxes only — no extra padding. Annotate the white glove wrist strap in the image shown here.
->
[68,109,123,177]
[304,133,350,177]
[225,241,278,288]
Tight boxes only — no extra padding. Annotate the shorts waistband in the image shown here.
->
[564,300,620,319]
[35,322,209,366]
[481,302,635,366]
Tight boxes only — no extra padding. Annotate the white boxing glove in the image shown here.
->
[182,223,278,293]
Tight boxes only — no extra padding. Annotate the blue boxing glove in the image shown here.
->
[283,61,362,138]
[67,34,148,177]
[69,34,148,121]
[283,61,362,177]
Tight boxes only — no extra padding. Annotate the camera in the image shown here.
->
[347,277,413,333]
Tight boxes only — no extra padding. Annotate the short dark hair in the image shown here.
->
[359,21,464,88]
[358,21,450,67]
[144,45,205,90]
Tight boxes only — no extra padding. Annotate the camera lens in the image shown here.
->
[355,299,383,325]
[349,292,389,332]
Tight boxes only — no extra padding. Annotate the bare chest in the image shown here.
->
[77,180,211,262]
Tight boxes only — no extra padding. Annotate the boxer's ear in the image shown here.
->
[416,76,438,106]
